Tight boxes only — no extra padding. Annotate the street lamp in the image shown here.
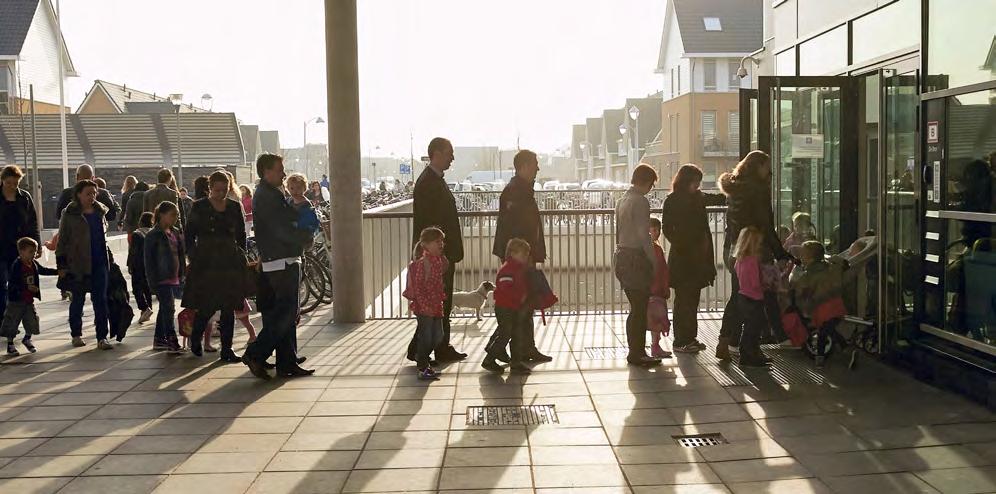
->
[200,93,213,111]
[169,93,184,189]
[304,117,325,176]
[579,141,593,180]
[629,105,641,175]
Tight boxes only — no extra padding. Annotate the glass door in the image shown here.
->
[757,77,859,251]
[879,69,920,354]
[739,88,759,155]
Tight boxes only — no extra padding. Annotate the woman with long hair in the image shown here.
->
[119,175,138,230]
[181,171,249,362]
[716,150,791,360]
[660,164,726,353]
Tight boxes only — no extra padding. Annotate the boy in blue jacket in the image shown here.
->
[2,238,58,355]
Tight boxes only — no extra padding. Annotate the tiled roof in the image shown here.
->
[672,0,762,54]
[82,80,208,113]
[0,0,40,57]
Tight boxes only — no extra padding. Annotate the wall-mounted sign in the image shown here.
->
[926,121,939,144]
[932,160,941,203]
[791,134,824,159]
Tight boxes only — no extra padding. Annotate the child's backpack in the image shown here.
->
[527,268,558,325]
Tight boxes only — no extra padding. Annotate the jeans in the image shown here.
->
[0,260,8,325]
[623,288,650,357]
[486,307,529,363]
[438,260,455,353]
[720,244,742,341]
[764,290,787,342]
[132,274,152,312]
[672,286,702,347]
[737,294,766,361]
[413,315,443,368]
[194,310,235,351]
[246,263,300,370]
[154,285,180,342]
[69,264,109,341]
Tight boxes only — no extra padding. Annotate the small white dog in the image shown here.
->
[452,281,496,321]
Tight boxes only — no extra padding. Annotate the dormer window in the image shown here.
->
[703,17,722,31]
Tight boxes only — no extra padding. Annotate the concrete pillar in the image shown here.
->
[325,0,365,323]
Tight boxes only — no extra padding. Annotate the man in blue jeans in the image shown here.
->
[243,153,315,379]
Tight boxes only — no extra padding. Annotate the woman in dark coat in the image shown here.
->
[0,166,40,330]
[660,164,726,354]
[716,150,791,360]
[182,171,248,362]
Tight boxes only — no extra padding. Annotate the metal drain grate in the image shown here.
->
[466,405,559,426]
[673,433,728,447]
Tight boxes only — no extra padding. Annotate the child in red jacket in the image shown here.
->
[648,219,672,358]
[403,227,449,380]
[482,238,533,374]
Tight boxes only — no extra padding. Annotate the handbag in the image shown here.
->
[613,247,653,291]
[243,261,261,298]
[177,308,196,338]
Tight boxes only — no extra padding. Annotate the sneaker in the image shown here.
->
[138,309,154,324]
[97,339,114,350]
[493,349,511,364]
[6,343,19,356]
[152,339,170,351]
[692,340,707,350]
[525,351,554,363]
[650,344,672,359]
[627,354,662,366]
[481,358,505,374]
[71,337,86,347]
[166,339,185,354]
[417,367,440,380]
[22,339,36,353]
[673,343,701,353]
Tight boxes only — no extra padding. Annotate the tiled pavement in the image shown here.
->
[1,294,995,493]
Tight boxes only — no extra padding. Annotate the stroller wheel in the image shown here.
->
[803,332,833,359]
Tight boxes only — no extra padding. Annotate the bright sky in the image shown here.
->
[61,0,665,157]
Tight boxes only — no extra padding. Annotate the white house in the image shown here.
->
[0,0,77,115]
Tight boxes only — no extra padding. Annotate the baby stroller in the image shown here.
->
[789,235,878,369]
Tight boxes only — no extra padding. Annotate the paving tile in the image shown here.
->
[443,446,532,467]
[0,420,74,439]
[622,463,722,485]
[84,453,189,476]
[528,427,608,446]
[11,405,100,421]
[0,454,101,478]
[448,429,528,448]
[113,435,210,454]
[58,474,166,494]
[174,451,273,473]
[365,430,448,450]
[40,391,122,406]
[696,438,791,462]
[0,477,71,494]
[297,416,377,433]
[265,451,359,471]
[27,435,129,456]
[247,471,350,494]
[342,467,439,492]
[373,413,452,431]
[90,403,174,419]
[709,457,812,483]
[631,485,729,494]
[354,448,445,469]
[197,433,289,453]
[282,431,369,451]
[824,473,940,493]
[533,464,628,488]
[530,445,617,465]
[438,465,533,489]
[915,466,996,494]
[58,418,152,437]
[152,472,257,494]
[0,437,47,457]
[613,444,702,464]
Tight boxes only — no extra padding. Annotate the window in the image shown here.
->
[704,60,717,90]
[0,68,9,115]
[775,48,796,76]
[927,0,996,90]
[703,17,722,31]
[701,111,718,150]
[798,25,848,75]
[670,68,676,98]
[852,0,919,65]
[729,60,741,88]
[677,65,682,94]
[728,111,740,148]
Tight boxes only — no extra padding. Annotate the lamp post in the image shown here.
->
[169,93,184,189]
[618,123,629,180]
[200,93,213,111]
[579,141,594,181]
[304,117,325,175]
[629,105,641,171]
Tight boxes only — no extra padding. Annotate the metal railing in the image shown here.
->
[451,188,697,212]
[361,205,730,319]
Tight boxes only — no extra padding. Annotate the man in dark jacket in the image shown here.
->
[243,153,315,379]
[491,149,551,362]
[55,164,120,222]
[144,168,186,228]
[411,137,466,362]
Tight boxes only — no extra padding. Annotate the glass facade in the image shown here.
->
[927,0,996,90]
[776,48,796,76]
[852,0,920,65]
[798,25,848,75]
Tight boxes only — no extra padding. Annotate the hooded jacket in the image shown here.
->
[719,172,788,260]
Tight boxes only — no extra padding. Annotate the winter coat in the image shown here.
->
[0,187,39,262]
[492,175,546,262]
[143,226,186,289]
[56,200,110,283]
[719,173,788,260]
[56,186,119,222]
[494,257,529,310]
[123,190,146,233]
[252,181,313,262]
[789,257,848,325]
[181,198,248,312]
[412,167,464,263]
[660,190,726,289]
[6,259,58,302]
[403,253,448,317]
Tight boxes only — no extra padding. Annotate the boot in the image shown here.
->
[715,337,731,361]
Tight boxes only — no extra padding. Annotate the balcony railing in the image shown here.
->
[361,204,730,319]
